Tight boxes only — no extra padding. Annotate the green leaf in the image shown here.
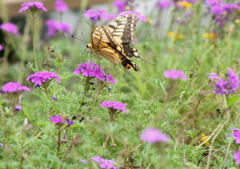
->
[37,121,46,126]
[228,96,240,107]
[22,104,33,119]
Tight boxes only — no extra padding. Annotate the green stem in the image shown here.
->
[32,15,38,71]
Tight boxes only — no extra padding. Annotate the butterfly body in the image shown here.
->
[87,13,142,71]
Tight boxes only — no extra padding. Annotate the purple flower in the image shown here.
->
[50,115,65,124]
[45,20,70,37]
[0,44,3,51]
[73,62,116,84]
[120,11,146,22]
[234,151,240,164]
[140,128,170,143]
[100,101,128,114]
[55,0,68,12]
[207,73,220,81]
[157,0,174,9]
[212,68,239,95]
[26,72,61,87]
[113,0,126,12]
[91,156,118,169]
[80,159,89,163]
[66,119,75,126]
[51,96,58,100]
[228,128,240,144]
[84,9,108,22]
[0,23,19,36]
[2,82,31,93]
[164,70,188,80]
[0,143,3,146]
[19,1,48,13]
[15,105,22,111]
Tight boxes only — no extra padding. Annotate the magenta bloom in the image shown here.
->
[157,0,174,9]
[15,105,22,111]
[55,0,68,12]
[207,73,220,81]
[91,156,117,169]
[140,128,170,143]
[84,9,108,22]
[19,1,47,13]
[164,70,188,80]
[120,11,146,22]
[0,23,19,36]
[73,62,116,84]
[45,20,71,36]
[100,101,127,114]
[0,44,3,51]
[234,151,240,164]
[228,128,240,144]
[2,82,31,93]
[66,119,75,126]
[113,0,126,12]
[213,68,239,95]
[50,115,65,124]
[26,72,61,87]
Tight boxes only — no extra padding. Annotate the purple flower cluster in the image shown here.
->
[120,11,146,22]
[228,128,240,144]
[50,115,75,126]
[157,0,174,9]
[0,23,19,36]
[45,20,71,37]
[100,101,128,114]
[26,72,61,87]
[113,0,126,12]
[163,70,188,80]
[80,156,118,169]
[140,128,170,143]
[208,68,239,95]
[73,62,116,84]
[84,9,108,22]
[0,44,3,51]
[206,0,239,28]
[1,82,31,93]
[19,1,48,13]
[55,0,68,12]
[15,105,22,111]
[234,151,240,164]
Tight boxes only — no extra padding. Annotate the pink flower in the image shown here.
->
[26,72,61,87]
[0,23,19,36]
[15,105,22,111]
[45,20,71,36]
[55,0,68,12]
[164,70,188,80]
[234,151,240,164]
[0,44,3,51]
[19,1,47,13]
[1,82,31,93]
[84,9,108,22]
[120,11,146,22]
[49,115,65,124]
[140,128,170,143]
[100,101,128,114]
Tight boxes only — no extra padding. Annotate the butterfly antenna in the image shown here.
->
[81,32,88,42]
[136,56,155,65]
[71,35,88,44]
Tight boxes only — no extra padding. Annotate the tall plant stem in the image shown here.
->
[32,15,38,71]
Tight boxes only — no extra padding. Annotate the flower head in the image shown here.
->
[15,105,22,111]
[228,128,240,144]
[91,156,117,169]
[207,73,220,81]
[113,0,126,12]
[2,82,31,93]
[164,70,188,80]
[234,151,240,164]
[45,20,71,36]
[26,72,61,87]
[19,1,48,13]
[0,44,3,51]
[84,9,108,22]
[100,101,128,114]
[66,119,75,126]
[140,128,170,143]
[120,11,146,22]
[50,115,65,124]
[209,68,239,95]
[73,62,116,84]
[55,0,68,12]
[0,23,19,36]
[157,0,174,9]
